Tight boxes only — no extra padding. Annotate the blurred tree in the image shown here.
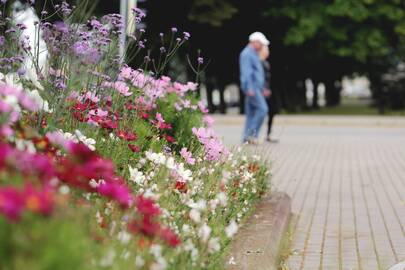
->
[264,0,405,108]
[188,0,237,27]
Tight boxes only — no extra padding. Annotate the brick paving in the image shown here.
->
[213,115,405,270]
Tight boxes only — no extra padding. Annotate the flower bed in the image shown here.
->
[0,2,270,269]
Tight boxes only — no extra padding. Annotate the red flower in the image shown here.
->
[128,144,141,153]
[135,195,161,217]
[175,181,187,193]
[100,119,118,130]
[160,227,181,247]
[128,216,161,237]
[140,112,149,120]
[116,130,138,141]
[162,134,176,143]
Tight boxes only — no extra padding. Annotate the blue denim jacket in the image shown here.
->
[239,46,265,94]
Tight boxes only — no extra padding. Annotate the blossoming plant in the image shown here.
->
[0,1,270,269]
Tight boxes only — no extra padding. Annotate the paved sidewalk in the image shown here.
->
[214,115,405,270]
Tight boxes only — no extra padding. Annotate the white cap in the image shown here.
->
[249,32,270,46]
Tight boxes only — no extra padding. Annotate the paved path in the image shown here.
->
[213,115,405,270]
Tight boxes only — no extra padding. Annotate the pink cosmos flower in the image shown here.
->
[89,108,108,117]
[192,127,227,161]
[203,115,215,127]
[84,91,100,103]
[198,101,209,114]
[113,81,132,96]
[154,113,172,130]
[119,66,134,80]
[0,84,39,111]
[174,102,182,111]
[46,130,70,149]
[180,147,195,165]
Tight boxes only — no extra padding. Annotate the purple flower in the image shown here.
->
[171,27,178,33]
[17,67,26,76]
[53,21,69,33]
[183,32,191,40]
[0,36,4,46]
[198,57,204,65]
[72,41,88,55]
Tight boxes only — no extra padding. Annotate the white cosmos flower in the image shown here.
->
[209,199,219,211]
[63,130,96,151]
[225,220,239,238]
[128,165,146,185]
[208,237,221,254]
[216,192,228,207]
[166,156,176,170]
[135,256,145,267]
[176,163,192,181]
[27,89,51,112]
[198,223,211,243]
[15,139,36,153]
[182,224,191,233]
[146,151,166,165]
[187,199,206,211]
[150,257,167,270]
[117,231,131,244]
[189,209,201,224]
[150,244,162,258]
[99,249,116,267]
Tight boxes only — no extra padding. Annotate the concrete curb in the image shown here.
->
[226,192,292,270]
[388,261,405,270]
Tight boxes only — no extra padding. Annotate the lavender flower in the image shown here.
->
[183,32,191,40]
[198,57,204,65]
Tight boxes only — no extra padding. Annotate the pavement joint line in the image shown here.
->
[349,146,363,270]
[356,146,382,269]
[392,146,405,190]
[275,141,313,194]
[365,146,399,262]
[374,144,405,237]
[298,139,332,270]
[319,139,337,270]
[284,139,325,269]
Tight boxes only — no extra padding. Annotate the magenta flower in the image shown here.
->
[97,180,133,208]
[0,187,24,221]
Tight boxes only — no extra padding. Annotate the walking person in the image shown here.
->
[259,46,279,142]
[239,32,270,144]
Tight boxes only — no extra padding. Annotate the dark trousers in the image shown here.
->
[266,96,277,136]
[267,112,275,136]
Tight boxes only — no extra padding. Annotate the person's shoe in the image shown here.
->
[266,136,279,143]
[243,137,259,145]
